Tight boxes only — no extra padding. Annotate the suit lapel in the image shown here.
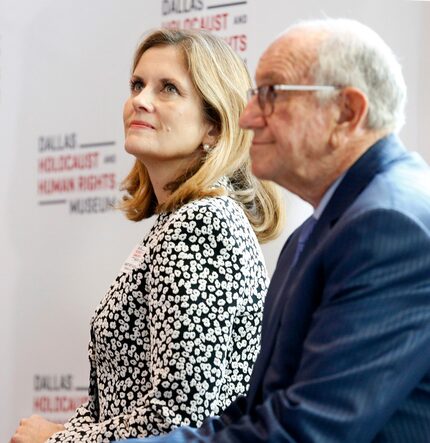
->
[263,231,300,327]
[246,227,302,405]
[247,135,408,407]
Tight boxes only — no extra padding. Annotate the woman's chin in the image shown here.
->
[124,140,149,157]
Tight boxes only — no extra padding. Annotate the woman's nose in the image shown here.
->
[132,88,155,113]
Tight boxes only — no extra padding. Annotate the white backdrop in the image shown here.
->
[1,0,429,440]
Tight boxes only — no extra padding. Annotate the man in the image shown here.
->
[121,18,430,442]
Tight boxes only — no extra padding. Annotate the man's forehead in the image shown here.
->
[255,31,318,85]
[255,36,301,85]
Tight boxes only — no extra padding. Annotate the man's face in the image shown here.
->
[239,32,337,201]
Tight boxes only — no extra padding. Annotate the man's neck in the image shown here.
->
[306,129,390,208]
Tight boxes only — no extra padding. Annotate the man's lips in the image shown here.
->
[251,139,273,146]
[250,140,274,155]
[129,120,156,130]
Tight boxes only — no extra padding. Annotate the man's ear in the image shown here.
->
[330,87,369,148]
[337,87,368,130]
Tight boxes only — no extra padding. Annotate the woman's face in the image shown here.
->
[123,45,212,174]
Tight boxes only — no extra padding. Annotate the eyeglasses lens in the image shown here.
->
[258,86,274,117]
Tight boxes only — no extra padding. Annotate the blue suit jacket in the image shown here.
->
[122,135,430,442]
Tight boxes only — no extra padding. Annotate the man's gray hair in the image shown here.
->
[287,18,407,133]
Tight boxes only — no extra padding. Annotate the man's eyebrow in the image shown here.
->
[256,75,281,86]
[256,66,286,85]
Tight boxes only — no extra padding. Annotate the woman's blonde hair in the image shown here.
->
[120,28,284,242]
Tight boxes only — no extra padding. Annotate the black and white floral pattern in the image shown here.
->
[48,195,268,442]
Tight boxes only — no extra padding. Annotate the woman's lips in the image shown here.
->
[129,120,155,129]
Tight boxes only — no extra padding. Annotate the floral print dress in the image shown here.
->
[48,194,268,442]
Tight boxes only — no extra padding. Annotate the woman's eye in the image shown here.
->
[130,79,144,93]
[163,83,179,94]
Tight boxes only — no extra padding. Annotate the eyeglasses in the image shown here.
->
[247,84,338,117]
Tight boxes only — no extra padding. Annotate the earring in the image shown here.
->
[203,143,211,153]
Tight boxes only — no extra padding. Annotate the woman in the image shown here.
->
[11,29,284,442]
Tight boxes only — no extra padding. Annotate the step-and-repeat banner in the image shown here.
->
[1,0,429,439]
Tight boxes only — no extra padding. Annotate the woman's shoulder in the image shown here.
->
[150,196,264,269]
[154,195,250,239]
[173,195,246,224]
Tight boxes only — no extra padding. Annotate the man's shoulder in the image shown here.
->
[348,149,430,223]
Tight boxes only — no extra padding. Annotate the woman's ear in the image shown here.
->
[203,125,220,147]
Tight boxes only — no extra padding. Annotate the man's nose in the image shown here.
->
[239,97,265,129]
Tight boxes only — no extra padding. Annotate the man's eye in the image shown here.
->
[130,79,144,93]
